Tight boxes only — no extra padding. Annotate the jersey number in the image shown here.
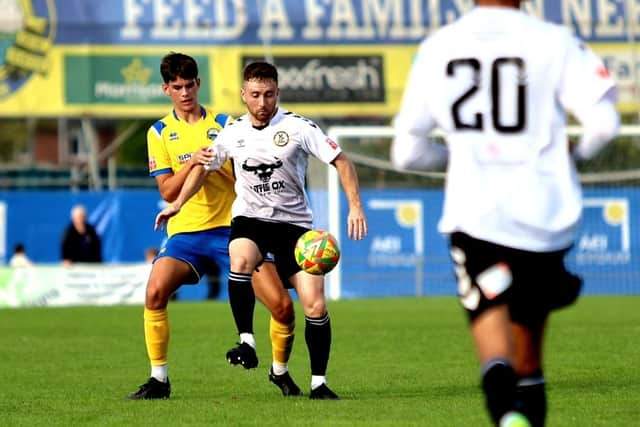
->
[446,57,526,133]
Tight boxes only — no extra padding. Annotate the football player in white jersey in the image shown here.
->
[391,1,619,426]
[156,61,368,399]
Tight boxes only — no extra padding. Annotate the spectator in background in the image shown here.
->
[61,204,102,265]
[9,243,33,268]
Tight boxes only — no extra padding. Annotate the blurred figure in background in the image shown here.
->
[61,204,102,265]
[9,243,34,268]
[391,0,619,425]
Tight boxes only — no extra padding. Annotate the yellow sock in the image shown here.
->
[144,308,169,366]
[270,316,294,365]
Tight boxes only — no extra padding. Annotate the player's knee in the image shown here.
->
[301,299,326,318]
[230,256,255,274]
[145,281,171,309]
[481,359,518,425]
[272,297,295,324]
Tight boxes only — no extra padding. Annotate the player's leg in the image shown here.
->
[512,321,546,427]
[449,232,527,425]
[253,262,301,396]
[508,248,577,427]
[128,255,193,400]
[470,305,522,426]
[290,271,338,400]
[225,236,262,368]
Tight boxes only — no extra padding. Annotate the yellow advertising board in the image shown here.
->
[0,45,417,118]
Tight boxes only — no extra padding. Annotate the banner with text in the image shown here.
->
[0,264,148,308]
[0,0,637,117]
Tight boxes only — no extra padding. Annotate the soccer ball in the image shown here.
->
[294,230,340,275]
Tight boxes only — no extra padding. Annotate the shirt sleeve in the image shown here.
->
[393,40,439,141]
[391,39,444,170]
[147,121,172,176]
[558,32,616,112]
[300,120,342,164]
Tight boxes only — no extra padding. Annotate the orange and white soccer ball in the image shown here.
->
[294,230,341,275]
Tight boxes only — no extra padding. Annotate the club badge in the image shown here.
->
[273,131,289,147]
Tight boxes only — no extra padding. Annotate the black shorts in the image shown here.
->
[229,216,310,287]
[449,232,582,328]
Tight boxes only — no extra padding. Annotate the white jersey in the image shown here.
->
[393,6,616,252]
[210,108,341,228]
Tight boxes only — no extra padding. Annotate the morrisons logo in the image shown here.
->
[65,55,210,105]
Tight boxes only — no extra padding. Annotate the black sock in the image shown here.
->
[228,271,255,335]
[516,371,546,427]
[304,312,331,376]
[481,359,518,425]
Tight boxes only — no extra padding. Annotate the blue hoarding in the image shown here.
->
[1,187,638,299]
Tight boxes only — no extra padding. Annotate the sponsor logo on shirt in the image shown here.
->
[242,157,286,195]
[148,157,156,171]
[178,153,192,164]
[273,131,289,147]
[169,132,179,141]
[326,138,338,150]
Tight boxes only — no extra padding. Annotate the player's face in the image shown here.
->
[163,77,200,115]
[241,78,279,126]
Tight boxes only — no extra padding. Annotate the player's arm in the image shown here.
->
[154,144,230,230]
[155,147,215,202]
[331,153,368,241]
[571,88,619,161]
[391,129,448,171]
[560,33,620,161]
[154,165,209,230]
[390,42,447,171]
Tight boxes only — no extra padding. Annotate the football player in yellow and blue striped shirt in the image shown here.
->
[128,53,299,400]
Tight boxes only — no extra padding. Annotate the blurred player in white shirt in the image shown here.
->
[391,1,619,426]
[157,61,368,399]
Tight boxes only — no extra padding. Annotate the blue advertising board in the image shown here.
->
[22,0,638,45]
[1,187,638,299]
[337,188,640,298]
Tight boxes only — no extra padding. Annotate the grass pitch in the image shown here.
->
[0,296,637,426]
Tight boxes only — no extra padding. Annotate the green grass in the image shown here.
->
[0,296,638,426]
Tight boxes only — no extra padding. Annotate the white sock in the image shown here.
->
[311,375,326,390]
[272,361,288,376]
[150,365,168,382]
[239,333,256,348]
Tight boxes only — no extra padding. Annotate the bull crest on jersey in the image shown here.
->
[242,157,283,182]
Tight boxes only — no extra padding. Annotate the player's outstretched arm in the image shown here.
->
[154,165,209,231]
[332,153,368,241]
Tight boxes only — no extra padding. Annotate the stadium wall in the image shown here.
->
[0,187,637,307]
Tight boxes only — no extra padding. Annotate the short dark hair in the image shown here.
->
[243,61,278,84]
[160,52,199,83]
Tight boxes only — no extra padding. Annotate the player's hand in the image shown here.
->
[347,208,368,240]
[191,147,215,167]
[154,204,181,231]
[204,144,230,171]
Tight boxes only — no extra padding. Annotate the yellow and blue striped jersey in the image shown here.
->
[147,106,235,237]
